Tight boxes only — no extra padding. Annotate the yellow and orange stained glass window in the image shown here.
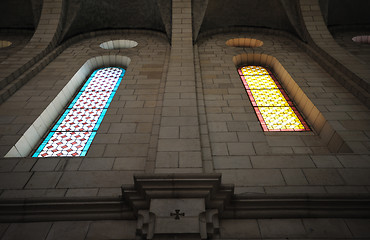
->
[238,66,310,132]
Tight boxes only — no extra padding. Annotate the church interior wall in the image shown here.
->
[0,0,369,239]
[0,31,33,64]
[197,31,369,194]
[331,30,370,65]
[0,31,169,197]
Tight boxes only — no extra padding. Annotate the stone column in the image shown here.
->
[155,0,202,173]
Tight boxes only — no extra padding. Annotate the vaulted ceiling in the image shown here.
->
[0,0,42,30]
[0,0,369,42]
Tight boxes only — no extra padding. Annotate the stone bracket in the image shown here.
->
[121,173,233,239]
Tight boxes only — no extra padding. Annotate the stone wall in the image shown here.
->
[0,0,369,239]
[0,31,169,197]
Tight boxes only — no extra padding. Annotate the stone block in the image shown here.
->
[303,218,352,238]
[119,134,151,143]
[338,169,370,185]
[208,122,228,132]
[159,126,179,138]
[161,116,198,126]
[97,188,122,197]
[266,136,305,146]
[32,158,60,171]
[219,219,260,239]
[311,155,342,168]
[258,219,306,238]
[213,156,252,169]
[86,220,136,240]
[108,123,136,133]
[156,152,179,168]
[158,139,200,151]
[211,143,228,156]
[2,222,52,240]
[227,143,255,155]
[325,186,368,193]
[251,155,315,168]
[45,221,90,240]
[92,134,120,143]
[136,123,153,133]
[209,132,237,142]
[345,219,370,238]
[26,172,62,189]
[237,132,266,142]
[66,188,98,197]
[0,159,18,172]
[180,106,197,116]
[0,172,32,189]
[56,171,136,188]
[55,158,82,171]
[104,144,149,157]
[0,189,65,198]
[303,169,344,185]
[234,186,265,194]
[281,169,308,185]
[265,186,326,194]
[113,157,146,170]
[337,155,370,168]
[179,152,202,168]
[218,169,285,186]
[79,158,114,171]
[180,126,199,138]
[7,158,31,173]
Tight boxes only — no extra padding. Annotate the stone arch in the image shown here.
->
[232,53,351,153]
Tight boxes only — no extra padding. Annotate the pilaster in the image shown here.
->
[156,0,202,173]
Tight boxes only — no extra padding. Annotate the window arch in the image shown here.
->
[33,67,125,157]
[238,65,310,132]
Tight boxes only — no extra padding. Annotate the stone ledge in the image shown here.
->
[223,193,370,218]
[121,173,234,215]
[0,196,134,222]
[0,186,369,222]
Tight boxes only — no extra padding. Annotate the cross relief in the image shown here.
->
[170,209,185,220]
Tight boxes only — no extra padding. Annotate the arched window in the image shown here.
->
[238,66,310,132]
[33,67,125,157]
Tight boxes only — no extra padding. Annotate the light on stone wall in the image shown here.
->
[226,38,263,48]
[100,40,138,49]
[0,40,12,48]
[352,35,370,44]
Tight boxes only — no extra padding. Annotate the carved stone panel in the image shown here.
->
[150,198,205,235]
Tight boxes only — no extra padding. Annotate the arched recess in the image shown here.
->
[232,53,351,153]
[5,55,131,157]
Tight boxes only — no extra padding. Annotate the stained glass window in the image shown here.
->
[33,67,125,157]
[238,66,310,131]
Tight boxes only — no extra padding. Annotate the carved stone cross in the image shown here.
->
[170,209,185,220]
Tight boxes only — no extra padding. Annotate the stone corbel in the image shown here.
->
[121,173,233,239]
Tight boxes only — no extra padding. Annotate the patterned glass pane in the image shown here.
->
[33,67,125,157]
[238,66,310,132]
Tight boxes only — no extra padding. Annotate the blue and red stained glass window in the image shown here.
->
[33,67,125,157]
[238,66,310,132]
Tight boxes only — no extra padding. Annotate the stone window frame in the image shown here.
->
[5,55,131,157]
[232,53,350,153]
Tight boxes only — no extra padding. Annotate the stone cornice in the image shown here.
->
[121,173,234,216]
[224,193,370,218]
[1,174,370,222]
[0,196,134,222]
